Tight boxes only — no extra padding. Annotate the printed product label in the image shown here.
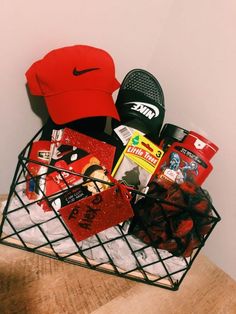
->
[112,132,164,192]
[114,125,143,146]
[155,144,212,185]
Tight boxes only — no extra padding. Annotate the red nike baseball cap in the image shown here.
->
[25,45,121,124]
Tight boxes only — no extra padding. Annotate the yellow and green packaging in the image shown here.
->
[112,132,164,192]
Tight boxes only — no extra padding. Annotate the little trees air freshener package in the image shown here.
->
[112,132,164,193]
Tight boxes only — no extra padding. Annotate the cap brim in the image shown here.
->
[25,61,43,95]
[45,90,121,125]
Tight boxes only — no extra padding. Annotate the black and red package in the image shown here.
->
[37,126,117,211]
[41,145,113,211]
[129,179,214,257]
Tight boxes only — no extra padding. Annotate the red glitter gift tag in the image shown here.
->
[59,184,134,242]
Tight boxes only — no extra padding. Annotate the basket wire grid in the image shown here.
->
[0,127,221,291]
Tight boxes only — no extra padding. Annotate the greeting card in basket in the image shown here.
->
[60,183,134,242]
[41,145,113,211]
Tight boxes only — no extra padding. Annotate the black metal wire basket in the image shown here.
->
[0,127,221,291]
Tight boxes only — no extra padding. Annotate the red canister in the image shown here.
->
[184,131,218,160]
[155,131,219,185]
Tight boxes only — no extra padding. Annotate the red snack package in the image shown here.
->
[60,183,134,242]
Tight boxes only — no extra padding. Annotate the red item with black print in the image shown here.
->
[130,179,214,257]
[155,131,218,185]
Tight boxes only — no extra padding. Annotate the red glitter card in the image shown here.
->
[60,184,134,242]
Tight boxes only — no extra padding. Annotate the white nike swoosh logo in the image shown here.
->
[124,102,160,117]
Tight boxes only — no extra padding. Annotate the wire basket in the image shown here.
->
[0,126,221,291]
